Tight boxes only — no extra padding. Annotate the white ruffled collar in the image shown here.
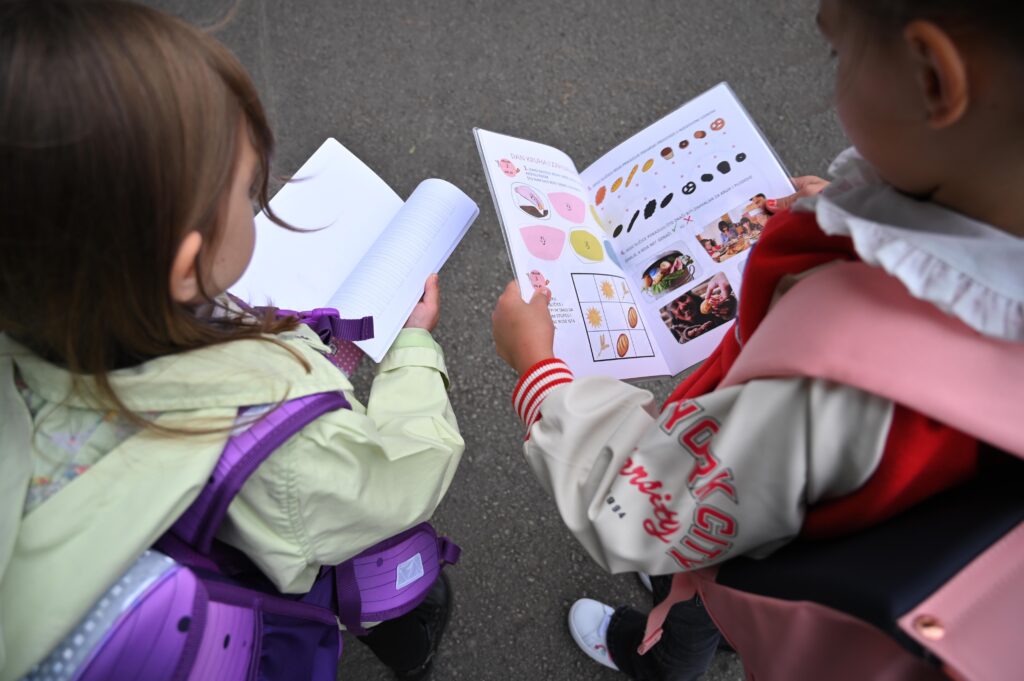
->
[797,148,1024,342]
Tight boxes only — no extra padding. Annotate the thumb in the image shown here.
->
[422,273,440,302]
[530,287,552,306]
[767,189,811,214]
[766,194,797,214]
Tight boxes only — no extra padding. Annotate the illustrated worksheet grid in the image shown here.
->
[571,273,656,362]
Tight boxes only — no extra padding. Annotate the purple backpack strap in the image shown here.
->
[280,308,374,346]
[307,523,462,635]
[171,391,351,553]
[231,301,373,375]
[229,297,374,346]
[275,308,374,375]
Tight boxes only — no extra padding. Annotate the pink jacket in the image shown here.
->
[642,262,1024,681]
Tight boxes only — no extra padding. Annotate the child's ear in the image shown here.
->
[903,20,969,129]
[169,231,204,304]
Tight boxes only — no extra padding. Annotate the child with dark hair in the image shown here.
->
[717,220,739,243]
[491,0,1024,678]
[0,3,464,679]
[697,237,721,260]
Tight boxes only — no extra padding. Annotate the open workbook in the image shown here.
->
[476,83,794,380]
[232,138,479,362]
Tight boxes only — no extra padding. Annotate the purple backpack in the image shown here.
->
[24,311,461,681]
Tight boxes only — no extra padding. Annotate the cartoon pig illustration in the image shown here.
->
[527,270,550,290]
[497,159,521,177]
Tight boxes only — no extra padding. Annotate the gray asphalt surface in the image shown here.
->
[143,2,849,679]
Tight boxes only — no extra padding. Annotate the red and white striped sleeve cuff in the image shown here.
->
[512,359,574,430]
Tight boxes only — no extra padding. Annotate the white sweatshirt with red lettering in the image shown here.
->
[511,149,1023,576]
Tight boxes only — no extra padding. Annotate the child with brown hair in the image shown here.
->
[0,2,463,679]
[492,0,1024,678]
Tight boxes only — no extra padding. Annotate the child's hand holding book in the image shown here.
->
[492,281,555,375]
[404,274,442,332]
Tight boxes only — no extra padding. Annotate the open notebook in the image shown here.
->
[232,138,479,362]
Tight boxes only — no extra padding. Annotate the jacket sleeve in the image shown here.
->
[515,360,894,575]
[220,328,465,593]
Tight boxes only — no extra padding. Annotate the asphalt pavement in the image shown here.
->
[142,1,849,678]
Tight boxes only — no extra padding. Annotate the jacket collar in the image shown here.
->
[798,148,1024,342]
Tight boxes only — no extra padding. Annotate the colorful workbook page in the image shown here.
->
[475,129,672,381]
[581,83,793,375]
[476,83,793,379]
[233,138,479,362]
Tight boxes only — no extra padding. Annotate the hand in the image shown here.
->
[404,273,441,332]
[706,272,731,300]
[492,280,556,375]
[767,176,830,214]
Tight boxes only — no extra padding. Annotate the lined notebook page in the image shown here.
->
[328,178,479,361]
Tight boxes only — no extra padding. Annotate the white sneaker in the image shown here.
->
[568,598,619,671]
[637,572,653,592]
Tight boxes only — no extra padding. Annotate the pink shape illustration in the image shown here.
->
[549,192,585,223]
[520,225,566,261]
[527,270,550,290]
[497,159,521,177]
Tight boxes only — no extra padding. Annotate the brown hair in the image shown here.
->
[0,0,305,426]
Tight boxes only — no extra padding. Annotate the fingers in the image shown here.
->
[530,287,552,306]
[792,175,829,192]
[767,176,830,214]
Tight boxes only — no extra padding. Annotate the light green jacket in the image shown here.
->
[0,326,463,680]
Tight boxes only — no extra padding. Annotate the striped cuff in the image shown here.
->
[512,359,574,429]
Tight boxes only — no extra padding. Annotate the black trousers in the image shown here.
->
[356,608,432,671]
[605,575,721,681]
[354,574,448,673]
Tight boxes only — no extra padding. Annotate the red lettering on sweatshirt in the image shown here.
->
[680,418,721,485]
[692,468,738,503]
[690,526,729,547]
[666,505,739,569]
[682,536,724,560]
[668,547,707,570]
[695,505,737,537]
[631,411,743,566]
[620,458,681,544]
[662,400,702,433]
